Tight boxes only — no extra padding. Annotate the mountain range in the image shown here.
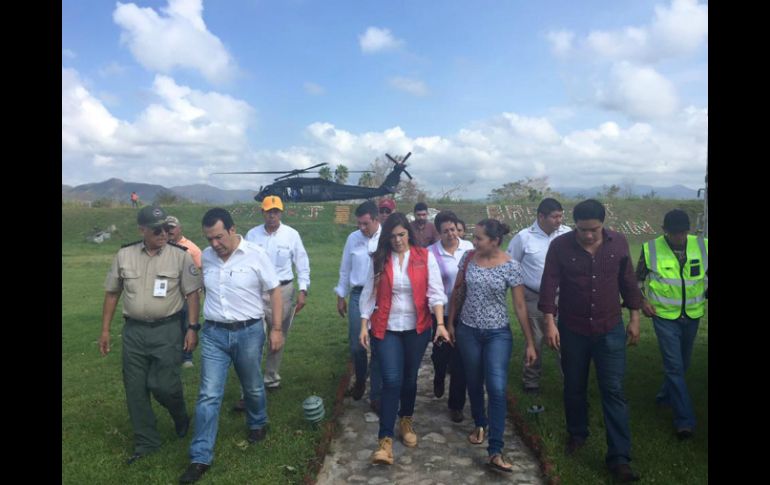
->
[62,178,702,204]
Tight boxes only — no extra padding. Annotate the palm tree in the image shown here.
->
[319,166,333,180]
[334,164,349,184]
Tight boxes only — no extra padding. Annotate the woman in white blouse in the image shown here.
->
[359,212,449,465]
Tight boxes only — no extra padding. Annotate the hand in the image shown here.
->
[359,327,370,351]
[544,321,560,350]
[337,297,347,318]
[183,329,198,352]
[98,331,110,356]
[269,328,285,352]
[524,344,537,367]
[641,300,657,318]
[295,290,307,315]
[434,325,452,347]
[447,324,456,344]
[626,319,641,347]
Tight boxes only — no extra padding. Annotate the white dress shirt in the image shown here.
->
[202,236,281,322]
[359,250,447,331]
[334,225,381,298]
[506,220,571,292]
[428,238,474,299]
[245,223,310,292]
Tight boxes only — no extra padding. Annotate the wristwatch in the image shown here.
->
[188,323,202,331]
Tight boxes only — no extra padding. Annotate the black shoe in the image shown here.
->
[247,426,268,444]
[126,453,144,465]
[608,463,640,483]
[449,409,464,423]
[175,415,190,438]
[351,380,366,401]
[676,428,693,440]
[522,386,540,395]
[266,384,280,392]
[565,436,586,455]
[232,399,246,412]
[179,463,210,483]
[433,376,445,398]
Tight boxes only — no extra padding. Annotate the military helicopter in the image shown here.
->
[214,152,414,202]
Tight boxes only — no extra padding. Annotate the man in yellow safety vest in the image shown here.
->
[636,209,708,440]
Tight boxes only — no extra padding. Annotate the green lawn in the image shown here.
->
[506,242,708,484]
[62,204,707,484]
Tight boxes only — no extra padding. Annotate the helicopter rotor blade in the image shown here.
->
[401,151,412,164]
[404,170,413,180]
[212,170,293,175]
[303,162,329,171]
[385,153,398,165]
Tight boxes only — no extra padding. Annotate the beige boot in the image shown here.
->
[371,437,394,465]
[398,416,418,447]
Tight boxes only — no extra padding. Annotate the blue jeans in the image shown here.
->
[455,323,512,456]
[189,321,268,465]
[348,288,382,401]
[652,315,700,431]
[560,320,631,466]
[372,329,431,439]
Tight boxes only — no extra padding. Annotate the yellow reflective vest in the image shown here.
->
[643,235,708,319]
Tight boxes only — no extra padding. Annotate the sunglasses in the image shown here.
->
[151,225,172,235]
[379,208,392,214]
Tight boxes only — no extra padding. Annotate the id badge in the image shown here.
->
[154,278,168,297]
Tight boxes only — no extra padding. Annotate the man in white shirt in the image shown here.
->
[335,201,383,412]
[179,208,283,484]
[506,198,571,394]
[244,195,310,391]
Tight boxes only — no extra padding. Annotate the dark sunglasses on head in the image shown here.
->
[379,208,392,214]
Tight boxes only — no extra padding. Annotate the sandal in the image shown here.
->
[487,454,513,473]
[468,426,486,445]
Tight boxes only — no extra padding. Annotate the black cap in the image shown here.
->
[137,206,168,228]
[662,209,690,233]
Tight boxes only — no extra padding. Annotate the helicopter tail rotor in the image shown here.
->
[385,152,413,179]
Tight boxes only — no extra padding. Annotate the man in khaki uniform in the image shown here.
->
[99,205,203,465]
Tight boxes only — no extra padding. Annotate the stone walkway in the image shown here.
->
[316,345,545,485]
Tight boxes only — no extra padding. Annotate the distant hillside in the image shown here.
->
[169,184,257,204]
[555,184,699,200]
[61,178,257,204]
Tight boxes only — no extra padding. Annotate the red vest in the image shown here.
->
[370,246,433,339]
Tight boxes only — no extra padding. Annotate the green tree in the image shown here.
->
[488,176,553,202]
[358,172,375,187]
[334,164,349,184]
[318,166,333,180]
[600,184,621,199]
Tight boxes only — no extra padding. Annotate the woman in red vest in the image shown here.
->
[447,219,537,473]
[359,212,450,465]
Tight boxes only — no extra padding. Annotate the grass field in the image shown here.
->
[62,201,707,484]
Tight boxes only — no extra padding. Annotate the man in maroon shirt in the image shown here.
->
[539,199,642,483]
[410,202,439,247]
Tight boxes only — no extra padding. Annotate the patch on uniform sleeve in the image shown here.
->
[189,264,200,276]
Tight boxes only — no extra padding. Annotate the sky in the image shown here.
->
[62,0,708,199]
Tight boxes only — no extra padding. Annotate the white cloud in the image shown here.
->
[62,67,254,186]
[303,82,325,95]
[565,0,707,64]
[113,0,237,84]
[359,27,404,53]
[62,49,76,59]
[62,66,705,198]
[597,62,679,120]
[546,30,574,57]
[389,77,428,96]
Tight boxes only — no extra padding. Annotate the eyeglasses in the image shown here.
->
[151,226,170,235]
[379,208,392,214]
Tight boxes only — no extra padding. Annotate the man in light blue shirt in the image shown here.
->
[507,198,571,393]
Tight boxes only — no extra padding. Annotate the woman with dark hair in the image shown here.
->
[447,218,537,473]
[359,212,449,465]
[428,210,474,423]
